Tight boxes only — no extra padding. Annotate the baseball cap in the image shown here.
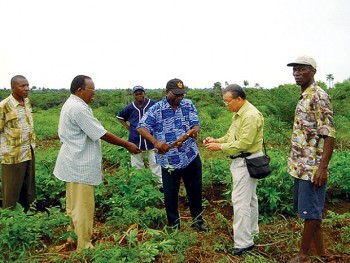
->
[166,78,186,95]
[287,55,317,69]
[132,86,145,93]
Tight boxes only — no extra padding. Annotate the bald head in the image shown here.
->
[11,75,27,88]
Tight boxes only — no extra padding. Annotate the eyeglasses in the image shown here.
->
[223,97,238,105]
[223,99,232,105]
[169,91,185,98]
[84,88,96,94]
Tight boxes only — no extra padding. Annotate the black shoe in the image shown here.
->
[191,222,209,232]
[228,245,254,256]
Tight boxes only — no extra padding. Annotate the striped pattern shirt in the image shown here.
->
[53,95,107,185]
[0,95,35,164]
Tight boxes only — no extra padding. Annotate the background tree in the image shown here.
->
[243,80,249,88]
[213,81,222,91]
[326,74,334,89]
[212,81,223,103]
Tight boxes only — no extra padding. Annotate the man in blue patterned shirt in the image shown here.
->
[137,78,207,232]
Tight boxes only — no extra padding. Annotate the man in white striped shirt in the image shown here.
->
[53,75,141,251]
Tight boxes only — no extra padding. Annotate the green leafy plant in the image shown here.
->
[0,205,69,262]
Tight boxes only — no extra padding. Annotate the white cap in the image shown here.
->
[287,55,317,69]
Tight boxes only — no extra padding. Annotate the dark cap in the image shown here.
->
[166,78,186,95]
[132,86,145,93]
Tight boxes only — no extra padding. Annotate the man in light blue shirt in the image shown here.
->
[54,75,141,250]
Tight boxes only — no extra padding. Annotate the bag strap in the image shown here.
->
[263,139,268,156]
[241,139,268,157]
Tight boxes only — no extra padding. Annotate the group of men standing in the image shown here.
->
[0,55,335,262]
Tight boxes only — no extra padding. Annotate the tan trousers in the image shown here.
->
[66,182,95,250]
[230,152,261,249]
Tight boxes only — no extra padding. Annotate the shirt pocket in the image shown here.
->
[4,112,21,146]
[5,128,22,147]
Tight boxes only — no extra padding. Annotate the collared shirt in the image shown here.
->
[288,83,335,181]
[117,98,156,150]
[53,95,107,185]
[218,101,264,157]
[0,95,35,164]
[137,97,199,169]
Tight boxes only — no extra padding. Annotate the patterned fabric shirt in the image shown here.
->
[117,98,156,150]
[0,95,35,164]
[137,97,200,169]
[217,101,264,157]
[288,83,335,181]
[53,95,107,185]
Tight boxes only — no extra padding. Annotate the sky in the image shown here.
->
[0,0,349,90]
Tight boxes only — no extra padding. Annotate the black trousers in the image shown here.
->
[161,154,203,226]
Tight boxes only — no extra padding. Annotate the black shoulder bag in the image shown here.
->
[244,140,271,179]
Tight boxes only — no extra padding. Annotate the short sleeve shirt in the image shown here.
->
[0,95,35,164]
[288,84,335,181]
[117,98,156,150]
[53,95,107,185]
[137,97,200,169]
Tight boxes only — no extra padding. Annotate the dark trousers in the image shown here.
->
[161,154,203,226]
[1,157,35,210]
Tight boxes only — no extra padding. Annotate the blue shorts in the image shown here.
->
[293,178,326,220]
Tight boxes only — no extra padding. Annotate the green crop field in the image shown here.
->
[1,81,349,262]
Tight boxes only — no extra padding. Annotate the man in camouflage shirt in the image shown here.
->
[286,56,335,263]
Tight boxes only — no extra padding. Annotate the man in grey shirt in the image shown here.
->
[53,75,141,250]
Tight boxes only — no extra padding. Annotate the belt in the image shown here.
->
[228,152,251,159]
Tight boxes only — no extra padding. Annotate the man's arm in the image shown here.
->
[101,131,141,154]
[169,126,200,148]
[313,136,335,187]
[118,119,130,131]
[137,127,170,154]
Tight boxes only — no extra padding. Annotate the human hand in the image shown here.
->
[204,142,221,151]
[169,129,197,148]
[203,137,217,145]
[126,142,142,154]
[154,141,171,154]
[312,166,328,187]
[186,128,198,139]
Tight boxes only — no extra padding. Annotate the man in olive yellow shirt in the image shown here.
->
[0,75,36,211]
[204,84,264,256]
